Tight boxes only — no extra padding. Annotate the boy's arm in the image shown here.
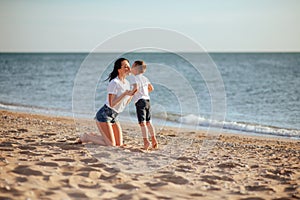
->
[131,83,138,95]
[148,83,154,93]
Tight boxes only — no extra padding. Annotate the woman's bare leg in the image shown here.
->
[112,122,123,146]
[96,121,116,146]
[80,133,107,145]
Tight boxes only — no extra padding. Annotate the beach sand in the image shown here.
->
[0,110,299,200]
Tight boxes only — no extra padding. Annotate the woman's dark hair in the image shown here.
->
[106,58,129,82]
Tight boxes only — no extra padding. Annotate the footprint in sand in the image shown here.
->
[284,185,298,192]
[62,172,73,176]
[39,134,52,139]
[68,174,100,189]
[80,158,99,164]
[116,194,134,200]
[44,191,55,196]
[190,193,204,197]
[144,181,168,188]
[89,163,107,168]
[68,192,88,199]
[114,183,139,190]
[0,147,14,152]
[12,137,24,140]
[100,174,118,181]
[262,174,290,182]
[0,186,22,197]
[268,169,294,176]
[155,174,189,185]
[175,164,195,172]
[0,142,13,147]
[201,175,234,183]
[53,158,75,162]
[78,183,99,189]
[217,162,242,168]
[77,166,98,172]
[245,185,275,192]
[19,150,39,156]
[15,177,28,183]
[17,128,28,132]
[177,156,193,161]
[59,144,80,150]
[102,166,120,173]
[12,165,43,176]
[201,177,217,185]
[76,172,90,177]
[17,145,36,150]
[43,132,57,136]
[24,139,36,142]
[36,162,59,167]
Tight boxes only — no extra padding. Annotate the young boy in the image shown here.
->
[130,60,158,150]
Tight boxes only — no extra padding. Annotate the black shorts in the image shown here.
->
[135,99,151,123]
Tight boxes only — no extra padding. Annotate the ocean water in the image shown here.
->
[0,53,299,138]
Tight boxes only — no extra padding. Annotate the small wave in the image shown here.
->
[0,102,72,117]
[177,114,300,138]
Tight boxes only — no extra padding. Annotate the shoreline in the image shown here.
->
[1,110,299,199]
[1,104,299,140]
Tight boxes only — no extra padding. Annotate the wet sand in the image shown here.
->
[0,110,299,200]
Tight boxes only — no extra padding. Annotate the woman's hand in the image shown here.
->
[125,89,137,96]
[108,89,137,108]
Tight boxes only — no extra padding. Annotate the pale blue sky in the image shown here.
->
[1,0,299,52]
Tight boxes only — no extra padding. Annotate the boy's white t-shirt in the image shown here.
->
[129,74,150,103]
[105,77,130,113]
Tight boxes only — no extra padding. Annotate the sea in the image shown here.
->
[0,52,299,139]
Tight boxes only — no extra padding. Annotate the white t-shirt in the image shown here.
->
[129,74,150,103]
[105,77,130,113]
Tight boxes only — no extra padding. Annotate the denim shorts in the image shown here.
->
[135,99,151,123]
[95,104,119,123]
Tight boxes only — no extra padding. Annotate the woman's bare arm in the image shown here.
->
[108,91,130,108]
[125,84,138,105]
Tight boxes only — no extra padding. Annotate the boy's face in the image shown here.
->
[131,64,138,75]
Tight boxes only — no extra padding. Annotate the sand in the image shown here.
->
[0,110,299,200]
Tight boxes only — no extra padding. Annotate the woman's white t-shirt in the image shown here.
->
[105,77,130,113]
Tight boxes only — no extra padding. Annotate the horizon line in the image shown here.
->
[1,51,300,54]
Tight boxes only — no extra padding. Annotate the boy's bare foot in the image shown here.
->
[120,144,127,148]
[143,139,150,150]
[151,136,158,149]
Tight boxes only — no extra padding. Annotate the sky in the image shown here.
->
[0,0,299,52]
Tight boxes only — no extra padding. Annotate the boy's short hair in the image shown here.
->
[134,60,146,73]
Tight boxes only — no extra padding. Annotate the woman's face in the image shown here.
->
[118,60,131,76]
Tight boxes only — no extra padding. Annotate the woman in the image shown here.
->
[79,58,135,146]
